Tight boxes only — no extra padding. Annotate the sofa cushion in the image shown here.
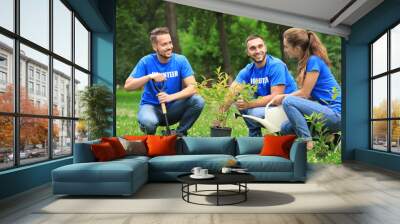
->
[147,135,177,157]
[119,138,147,156]
[101,137,127,158]
[52,160,146,183]
[124,135,148,142]
[91,142,118,161]
[236,137,263,155]
[260,135,297,159]
[180,137,235,155]
[236,155,293,172]
[115,155,150,163]
[148,154,235,172]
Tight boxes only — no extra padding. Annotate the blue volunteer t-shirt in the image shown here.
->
[235,54,297,97]
[306,55,341,114]
[129,53,194,105]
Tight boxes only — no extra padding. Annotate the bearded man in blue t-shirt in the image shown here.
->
[124,27,205,136]
[217,35,297,137]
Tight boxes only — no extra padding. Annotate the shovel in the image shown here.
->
[152,80,172,135]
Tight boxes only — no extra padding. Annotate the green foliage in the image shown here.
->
[304,112,341,163]
[196,67,256,127]
[196,67,232,127]
[116,0,164,85]
[80,84,114,140]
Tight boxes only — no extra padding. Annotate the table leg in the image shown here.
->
[245,183,247,201]
[217,184,219,206]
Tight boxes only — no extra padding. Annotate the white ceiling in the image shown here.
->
[165,0,384,38]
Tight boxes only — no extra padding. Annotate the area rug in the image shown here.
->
[37,183,361,214]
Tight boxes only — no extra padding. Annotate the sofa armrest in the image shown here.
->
[73,140,100,163]
[289,140,307,181]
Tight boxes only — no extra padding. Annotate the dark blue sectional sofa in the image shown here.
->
[52,137,306,196]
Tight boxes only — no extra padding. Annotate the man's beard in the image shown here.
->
[158,50,172,60]
[252,53,266,64]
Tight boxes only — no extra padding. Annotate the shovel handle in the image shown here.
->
[161,103,167,114]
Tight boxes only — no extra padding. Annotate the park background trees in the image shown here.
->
[116,0,342,85]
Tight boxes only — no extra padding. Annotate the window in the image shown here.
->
[28,81,34,94]
[371,23,400,154]
[74,69,89,118]
[0,71,6,85]
[75,17,90,70]
[20,0,49,49]
[0,116,13,170]
[0,55,7,67]
[41,73,46,83]
[0,54,8,90]
[36,84,40,95]
[0,0,91,170]
[0,0,14,32]
[53,59,72,117]
[53,0,72,60]
[53,119,72,158]
[35,70,41,81]
[42,85,46,97]
[28,67,34,80]
[0,34,13,113]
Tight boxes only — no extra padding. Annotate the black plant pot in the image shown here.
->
[210,126,232,137]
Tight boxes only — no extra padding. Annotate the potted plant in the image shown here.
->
[79,84,114,140]
[197,67,256,137]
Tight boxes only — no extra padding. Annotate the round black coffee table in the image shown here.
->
[177,173,255,206]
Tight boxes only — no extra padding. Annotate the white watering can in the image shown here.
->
[240,101,288,133]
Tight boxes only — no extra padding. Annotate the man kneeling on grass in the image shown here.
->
[124,27,205,136]
[215,34,297,137]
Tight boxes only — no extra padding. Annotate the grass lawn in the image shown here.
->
[116,88,341,164]
[116,88,249,137]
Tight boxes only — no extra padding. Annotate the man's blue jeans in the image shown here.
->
[239,107,265,137]
[280,95,341,141]
[137,94,205,135]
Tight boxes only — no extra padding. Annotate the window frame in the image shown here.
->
[0,0,92,171]
[370,20,400,154]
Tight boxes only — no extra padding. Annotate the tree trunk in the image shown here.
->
[165,2,181,53]
[216,12,232,76]
[278,25,288,63]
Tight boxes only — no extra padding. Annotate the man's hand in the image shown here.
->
[235,99,250,110]
[157,92,174,103]
[271,94,287,105]
[148,73,166,82]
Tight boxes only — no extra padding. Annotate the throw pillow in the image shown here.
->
[101,137,126,158]
[118,137,147,156]
[124,135,148,149]
[91,142,117,161]
[260,135,297,159]
[123,135,148,142]
[146,135,177,157]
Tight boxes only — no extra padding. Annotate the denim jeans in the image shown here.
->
[280,95,341,141]
[239,107,265,137]
[137,94,205,135]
